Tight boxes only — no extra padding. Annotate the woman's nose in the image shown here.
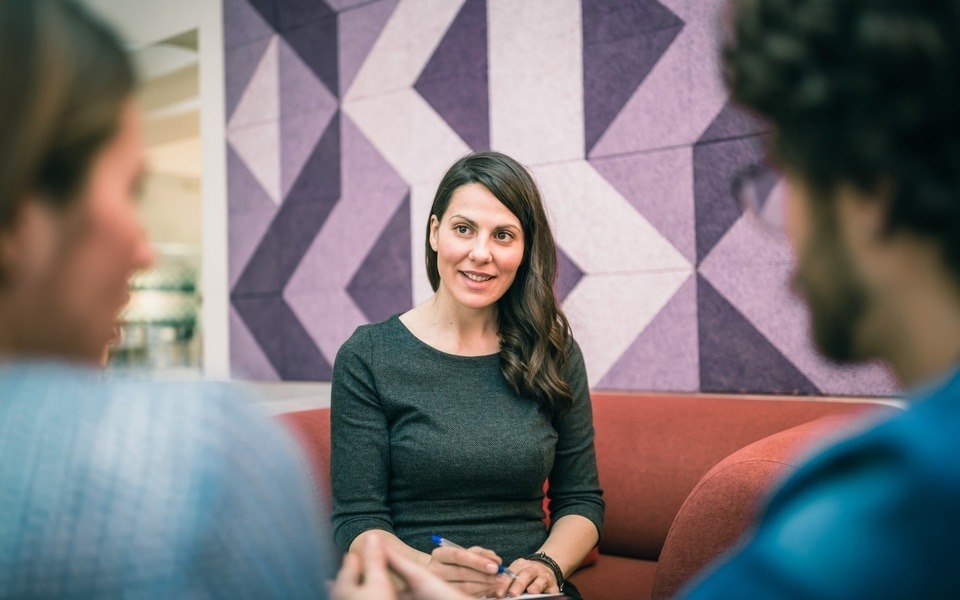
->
[468,237,491,263]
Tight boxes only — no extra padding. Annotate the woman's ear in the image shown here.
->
[429,214,440,252]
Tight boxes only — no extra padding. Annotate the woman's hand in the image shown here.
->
[425,544,507,597]
[498,557,561,598]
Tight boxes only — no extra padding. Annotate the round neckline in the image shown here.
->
[390,315,500,362]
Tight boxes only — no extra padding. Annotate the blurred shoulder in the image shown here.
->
[0,361,290,463]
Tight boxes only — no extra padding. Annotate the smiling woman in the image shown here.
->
[429,182,525,323]
[331,151,604,599]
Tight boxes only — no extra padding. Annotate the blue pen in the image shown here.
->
[431,534,519,580]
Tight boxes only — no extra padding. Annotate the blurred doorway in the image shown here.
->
[110,29,203,374]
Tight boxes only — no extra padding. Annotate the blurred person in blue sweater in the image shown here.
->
[0,1,335,596]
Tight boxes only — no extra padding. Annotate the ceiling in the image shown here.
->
[133,29,201,178]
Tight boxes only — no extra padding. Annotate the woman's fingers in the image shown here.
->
[428,546,502,577]
[386,548,472,600]
[425,546,508,597]
[468,546,502,563]
[505,558,559,597]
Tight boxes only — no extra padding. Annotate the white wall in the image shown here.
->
[83,0,230,379]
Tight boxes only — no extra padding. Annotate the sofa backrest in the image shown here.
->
[590,392,889,562]
[277,394,892,568]
[279,408,332,512]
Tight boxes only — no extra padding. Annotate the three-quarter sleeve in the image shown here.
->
[330,327,395,552]
[546,339,605,537]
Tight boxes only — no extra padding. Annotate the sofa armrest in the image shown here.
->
[650,413,881,599]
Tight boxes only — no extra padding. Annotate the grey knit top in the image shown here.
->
[330,315,604,563]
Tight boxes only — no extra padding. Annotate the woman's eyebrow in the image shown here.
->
[451,214,520,230]
[449,214,477,227]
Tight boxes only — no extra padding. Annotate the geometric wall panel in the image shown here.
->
[232,294,331,380]
[225,34,273,120]
[232,114,341,297]
[229,305,280,381]
[282,15,339,97]
[339,0,399,96]
[279,37,338,198]
[415,0,489,150]
[699,214,899,396]
[588,0,730,158]
[224,0,274,52]
[698,101,768,143]
[693,129,765,263]
[283,112,410,368]
[581,0,683,154]
[598,274,699,391]
[555,248,584,303]
[347,195,413,323]
[590,147,696,263]
[698,274,820,394]
[227,36,281,204]
[224,0,899,397]
[226,145,277,289]
[488,0,584,165]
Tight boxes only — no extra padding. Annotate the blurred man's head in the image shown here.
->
[0,0,154,363]
[724,0,960,372]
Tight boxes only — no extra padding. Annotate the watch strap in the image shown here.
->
[525,551,564,592]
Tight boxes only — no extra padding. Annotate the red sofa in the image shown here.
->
[279,392,894,599]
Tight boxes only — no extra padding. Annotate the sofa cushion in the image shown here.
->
[650,411,892,599]
[591,393,888,562]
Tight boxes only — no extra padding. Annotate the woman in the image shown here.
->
[0,1,331,594]
[331,151,604,598]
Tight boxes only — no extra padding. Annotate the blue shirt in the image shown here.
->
[0,363,331,597]
[682,368,960,599]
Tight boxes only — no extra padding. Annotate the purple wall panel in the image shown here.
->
[415,0,489,150]
[223,0,897,396]
[698,274,819,394]
[581,0,683,153]
[347,196,413,323]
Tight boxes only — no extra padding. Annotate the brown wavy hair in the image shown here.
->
[426,151,574,415]
[0,0,134,283]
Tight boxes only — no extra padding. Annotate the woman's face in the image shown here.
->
[1,100,154,362]
[430,183,525,312]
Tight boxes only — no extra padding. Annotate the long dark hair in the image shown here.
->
[426,151,575,415]
[0,0,134,237]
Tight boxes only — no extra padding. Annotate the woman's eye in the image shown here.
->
[455,225,470,234]
[495,231,512,240]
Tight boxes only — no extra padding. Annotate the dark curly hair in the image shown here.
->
[426,151,575,415]
[723,0,960,277]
